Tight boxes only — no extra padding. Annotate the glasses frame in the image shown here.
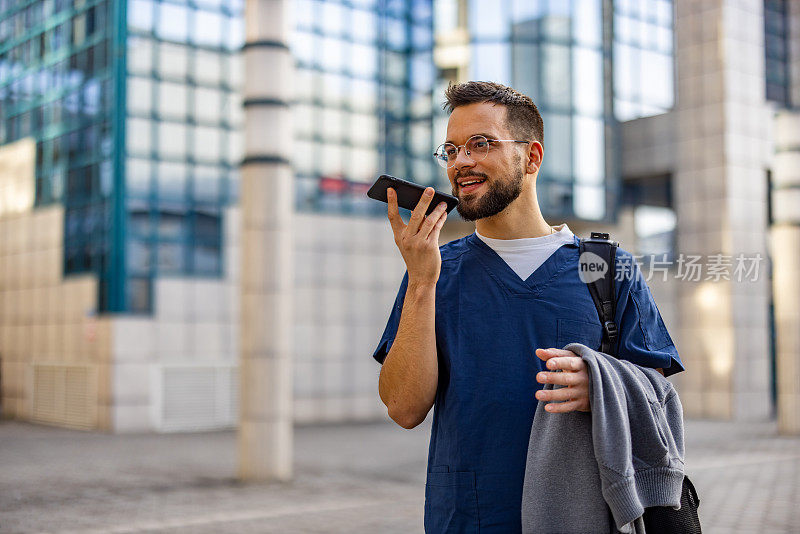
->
[433,135,530,169]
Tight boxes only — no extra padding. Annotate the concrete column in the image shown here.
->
[238,0,294,480]
[673,0,773,419]
[772,111,800,435]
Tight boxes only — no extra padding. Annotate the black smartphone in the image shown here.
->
[367,175,459,216]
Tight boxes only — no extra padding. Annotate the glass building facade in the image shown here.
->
[434,0,613,220]
[612,0,674,121]
[764,0,790,106]
[1,0,436,314]
[124,0,244,312]
[0,0,118,308]
[1,0,682,312]
[290,0,436,215]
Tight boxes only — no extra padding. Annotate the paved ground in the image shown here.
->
[1,418,799,533]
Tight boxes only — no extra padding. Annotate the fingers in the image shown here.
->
[535,348,576,362]
[386,188,406,238]
[536,385,583,402]
[543,399,585,413]
[421,202,447,240]
[536,370,583,387]
[428,207,448,242]
[544,356,584,372]
[406,187,435,235]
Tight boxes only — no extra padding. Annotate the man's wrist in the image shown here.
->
[407,279,437,295]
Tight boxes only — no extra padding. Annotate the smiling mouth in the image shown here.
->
[459,179,486,193]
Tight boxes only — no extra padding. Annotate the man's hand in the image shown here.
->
[534,348,590,413]
[387,187,448,287]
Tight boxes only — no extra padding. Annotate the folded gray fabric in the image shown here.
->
[521,343,685,534]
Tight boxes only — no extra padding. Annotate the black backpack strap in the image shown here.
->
[578,232,619,356]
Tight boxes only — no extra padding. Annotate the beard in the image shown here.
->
[452,159,525,222]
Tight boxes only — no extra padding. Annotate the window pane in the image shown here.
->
[542,44,570,109]
[572,47,603,116]
[157,3,188,41]
[350,113,378,145]
[573,116,604,184]
[194,86,221,123]
[127,117,151,154]
[573,0,601,46]
[349,80,378,112]
[194,9,223,47]
[126,158,151,196]
[158,81,187,118]
[158,42,188,79]
[158,242,186,273]
[157,161,188,200]
[158,210,187,238]
[127,76,152,114]
[194,126,222,162]
[158,122,187,159]
[193,244,220,274]
[574,184,605,220]
[127,278,151,313]
[472,43,510,86]
[469,1,509,39]
[127,239,152,274]
[542,113,571,179]
[127,37,153,73]
[320,37,344,72]
[194,165,222,202]
[350,43,377,77]
[128,0,154,32]
[226,131,242,165]
[352,9,377,42]
[346,147,378,181]
[194,49,221,85]
[321,108,345,142]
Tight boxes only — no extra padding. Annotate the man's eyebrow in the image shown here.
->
[444,132,498,144]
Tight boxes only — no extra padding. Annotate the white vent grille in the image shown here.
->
[158,365,237,432]
[32,364,96,430]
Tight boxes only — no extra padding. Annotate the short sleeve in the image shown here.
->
[614,252,684,376]
[372,272,409,364]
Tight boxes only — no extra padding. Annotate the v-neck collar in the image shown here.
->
[466,233,579,295]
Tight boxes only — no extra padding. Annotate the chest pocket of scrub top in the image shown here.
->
[424,470,479,533]
[556,318,602,350]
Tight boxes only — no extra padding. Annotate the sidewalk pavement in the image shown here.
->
[1,418,799,533]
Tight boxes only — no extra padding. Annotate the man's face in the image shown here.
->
[444,102,531,221]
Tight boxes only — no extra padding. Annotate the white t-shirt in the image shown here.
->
[475,223,575,281]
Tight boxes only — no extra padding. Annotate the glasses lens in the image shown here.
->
[434,143,457,168]
[466,136,489,161]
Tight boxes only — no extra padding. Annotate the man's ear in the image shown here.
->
[526,141,543,174]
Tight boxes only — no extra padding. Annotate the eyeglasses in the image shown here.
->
[433,135,529,169]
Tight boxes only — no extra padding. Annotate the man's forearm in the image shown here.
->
[378,280,439,428]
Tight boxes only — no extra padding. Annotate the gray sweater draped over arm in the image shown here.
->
[521,343,685,534]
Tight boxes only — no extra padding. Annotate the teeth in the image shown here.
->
[462,180,484,186]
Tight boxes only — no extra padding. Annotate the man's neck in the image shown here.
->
[474,186,552,240]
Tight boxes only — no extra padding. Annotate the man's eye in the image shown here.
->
[445,147,457,156]
[472,140,488,149]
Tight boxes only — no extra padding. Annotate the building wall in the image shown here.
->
[0,138,112,431]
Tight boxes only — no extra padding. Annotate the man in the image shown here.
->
[373,81,683,533]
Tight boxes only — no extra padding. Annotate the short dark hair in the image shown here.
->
[443,81,544,146]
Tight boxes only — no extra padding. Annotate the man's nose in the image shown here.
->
[453,145,476,170]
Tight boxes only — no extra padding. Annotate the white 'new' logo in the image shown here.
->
[578,251,608,284]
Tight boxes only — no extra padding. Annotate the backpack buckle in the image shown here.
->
[603,321,618,342]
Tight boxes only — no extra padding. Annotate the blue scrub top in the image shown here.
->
[373,233,683,533]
